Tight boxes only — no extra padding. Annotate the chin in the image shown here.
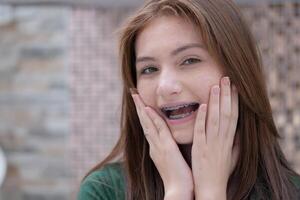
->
[171,129,194,144]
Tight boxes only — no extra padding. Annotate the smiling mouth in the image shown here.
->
[161,102,200,120]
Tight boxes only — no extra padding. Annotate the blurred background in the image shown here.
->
[0,0,299,199]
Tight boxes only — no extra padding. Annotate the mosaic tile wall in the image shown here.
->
[241,3,300,169]
[69,7,130,195]
[70,3,300,194]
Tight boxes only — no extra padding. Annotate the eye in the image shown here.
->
[182,58,201,65]
[141,66,158,75]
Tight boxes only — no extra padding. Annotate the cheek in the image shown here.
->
[191,73,223,103]
[137,82,155,106]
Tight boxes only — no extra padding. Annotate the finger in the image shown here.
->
[219,77,231,139]
[206,85,220,142]
[144,106,173,141]
[131,94,158,146]
[131,94,151,135]
[227,85,239,147]
[193,104,207,146]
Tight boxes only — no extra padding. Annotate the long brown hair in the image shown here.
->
[85,0,299,199]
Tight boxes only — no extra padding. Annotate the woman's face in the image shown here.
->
[135,15,224,144]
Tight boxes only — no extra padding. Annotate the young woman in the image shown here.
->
[78,0,300,199]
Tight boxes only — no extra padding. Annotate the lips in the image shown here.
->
[160,102,200,119]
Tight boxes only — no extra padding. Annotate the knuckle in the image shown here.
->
[223,112,231,119]
[154,119,161,127]
[195,126,205,133]
[231,111,238,120]
[223,89,231,96]
[157,125,162,132]
[154,120,164,132]
[198,148,208,159]
[154,118,159,124]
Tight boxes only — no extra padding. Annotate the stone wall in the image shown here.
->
[0,5,72,200]
[0,2,299,200]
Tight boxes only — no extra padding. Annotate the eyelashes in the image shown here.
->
[182,58,201,65]
[140,66,158,75]
[139,57,201,75]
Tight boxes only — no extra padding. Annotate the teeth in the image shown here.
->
[163,102,197,111]
[160,102,200,120]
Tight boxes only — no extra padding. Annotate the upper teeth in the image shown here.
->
[162,102,198,111]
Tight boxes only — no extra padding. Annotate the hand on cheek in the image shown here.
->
[191,77,239,200]
[130,89,194,198]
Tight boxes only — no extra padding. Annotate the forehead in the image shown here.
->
[135,15,203,56]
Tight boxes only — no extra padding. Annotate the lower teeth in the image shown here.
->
[169,111,193,120]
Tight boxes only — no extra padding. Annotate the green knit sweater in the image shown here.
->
[77,162,300,200]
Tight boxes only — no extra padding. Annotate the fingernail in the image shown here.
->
[232,85,237,92]
[130,88,138,95]
[223,77,230,86]
[212,85,220,95]
[200,104,207,112]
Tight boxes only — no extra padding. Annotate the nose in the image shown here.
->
[156,71,182,98]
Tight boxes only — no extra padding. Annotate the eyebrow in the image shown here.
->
[136,43,204,63]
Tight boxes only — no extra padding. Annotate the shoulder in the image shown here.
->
[77,162,126,200]
[289,174,300,199]
[291,174,300,198]
[250,174,300,200]
[291,174,300,189]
